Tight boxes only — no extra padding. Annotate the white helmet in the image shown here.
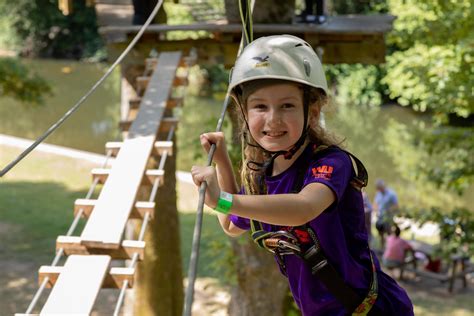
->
[229,34,328,98]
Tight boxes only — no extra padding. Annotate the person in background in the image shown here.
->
[298,0,327,24]
[382,225,412,268]
[362,191,373,243]
[373,179,399,249]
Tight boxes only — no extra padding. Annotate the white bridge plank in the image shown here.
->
[80,52,182,248]
[40,255,110,316]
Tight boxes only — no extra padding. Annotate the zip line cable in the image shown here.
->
[182,1,254,315]
[0,0,164,178]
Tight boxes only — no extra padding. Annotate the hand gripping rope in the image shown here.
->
[182,1,255,315]
[0,0,165,178]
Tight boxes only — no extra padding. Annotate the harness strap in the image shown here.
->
[250,145,377,314]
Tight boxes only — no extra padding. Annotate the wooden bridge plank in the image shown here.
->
[80,52,182,249]
[81,136,153,249]
[106,140,173,157]
[40,255,110,315]
[57,236,145,260]
[74,198,155,219]
[39,264,134,289]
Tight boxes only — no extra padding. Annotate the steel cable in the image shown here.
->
[182,1,254,315]
[0,0,164,177]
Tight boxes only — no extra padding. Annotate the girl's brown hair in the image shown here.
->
[234,83,341,195]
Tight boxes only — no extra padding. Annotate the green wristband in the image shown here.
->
[215,191,233,214]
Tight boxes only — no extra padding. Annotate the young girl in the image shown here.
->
[191,35,413,316]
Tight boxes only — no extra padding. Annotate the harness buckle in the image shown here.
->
[262,230,301,255]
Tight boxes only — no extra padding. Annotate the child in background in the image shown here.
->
[191,35,413,315]
[382,225,413,268]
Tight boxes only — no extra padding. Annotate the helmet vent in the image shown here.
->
[303,59,311,77]
[294,43,304,47]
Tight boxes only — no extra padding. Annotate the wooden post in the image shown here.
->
[134,133,184,315]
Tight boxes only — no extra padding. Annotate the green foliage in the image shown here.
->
[0,0,103,59]
[384,0,474,119]
[327,0,474,196]
[326,64,385,107]
[418,126,474,194]
[200,64,231,93]
[383,42,474,118]
[380,0,474,195]
[164,2,211,40]
[0,58,51,105]
[387,0,474,50]
[403,207,474,260]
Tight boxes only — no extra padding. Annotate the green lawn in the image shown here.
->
[1,144,472,315]
[0,145,230,276]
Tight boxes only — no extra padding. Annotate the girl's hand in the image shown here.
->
[191,165,221,209]
[200,132,228,165]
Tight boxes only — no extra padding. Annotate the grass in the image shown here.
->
[0,145,230,277]
[1,144,473,315]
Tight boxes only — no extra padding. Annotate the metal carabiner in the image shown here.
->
[262,230,302,255]
[272,230,299,243]
[277,240,301,254]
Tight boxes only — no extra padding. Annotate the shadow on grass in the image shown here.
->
[0,181,88,262]
[179,212,232,281]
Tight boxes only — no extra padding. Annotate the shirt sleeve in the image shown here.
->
[229,187,250,230]
[302,149,352,204]
[229,214,251,230]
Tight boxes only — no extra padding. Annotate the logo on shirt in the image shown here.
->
[312,165,333,180]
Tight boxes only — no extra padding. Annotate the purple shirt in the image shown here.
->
[230,146,413,316]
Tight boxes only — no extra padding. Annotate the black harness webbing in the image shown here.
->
[250,145,371,314]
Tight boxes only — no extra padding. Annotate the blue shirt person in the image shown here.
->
[373,179,399,249]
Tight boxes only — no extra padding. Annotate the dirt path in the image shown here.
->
[1,259,229,315]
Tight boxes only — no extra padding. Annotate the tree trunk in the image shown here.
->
[228,236,289,316]
[133,125,183,314]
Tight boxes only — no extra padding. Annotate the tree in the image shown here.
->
[0,58,51,105]
[0,0,103,59]
[134,135,184,316]
[382,0,474,193]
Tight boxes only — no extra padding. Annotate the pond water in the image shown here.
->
[0,59,121,153]
[1,58,472,210]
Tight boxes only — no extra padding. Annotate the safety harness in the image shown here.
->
[250,145,379,315]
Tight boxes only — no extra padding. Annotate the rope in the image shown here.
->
[182,1,255,315]
[0,0,165,178]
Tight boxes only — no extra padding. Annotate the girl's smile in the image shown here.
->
[246,83,305,153]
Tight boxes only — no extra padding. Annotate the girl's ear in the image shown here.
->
[309,103,321,126]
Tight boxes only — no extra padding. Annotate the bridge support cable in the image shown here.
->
[24,151,113,314]
[0,0,164,178]
[182,1,255,315]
